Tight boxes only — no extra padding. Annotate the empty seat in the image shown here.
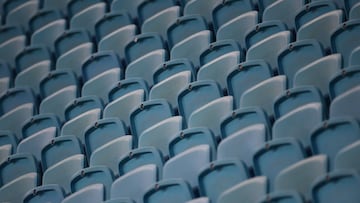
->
[62,184,105,203]
[246,31,291,72]
[349,2,360,20]
[0,60,12,95]
[61,96,103,144]
[0,144,11,163]
[257,0,278,16]
[14,45,53,96]
[39,70,79,123]
[245,20,288,49]
[118,146,164,176]
[0,25,27,69]
[178,80,222,124]
[42,0,70,15]
[89,135,132,176]
[198,159,249,203]
[163,145,211,189]
[95,11,133,42]
[29,9,67,52]
[81,51,123,103]
[253,138,305,190]
[274,155,328,201]
[331,19,360,67]
[227,60,273,108]
[199,39,242,66]
[153,58,195,84]
[257,191,305,203]
[111,165,158,203]
[23,184,66,203]
[143,179,194,203]
[216,11,258,51]
[345,0,360,16]
[139,116,184,158]
[110,0,145,22]
[0,130,18,154]
[218,176,267,203]
[84,118,127,160]
[294,54,342,98]
[5,0,39,32]
[137,0,177,25]
[329,66,360,100]
[335,140,360,174]
[278,39,325,87]
[0,173,39,203]
[71,166,114,200]
[311,170,360,203]
[310,117,360,168]
[183,0,222,26]
[350,46,360,66]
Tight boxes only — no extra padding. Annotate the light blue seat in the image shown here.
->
[335,140,360,174]
[227,60,273,108]
[183,0,222,26]
[218,176,267,203]
[125,49,167,87]
[61,96,103,144]
[311,170,360,203]
[39,70,79,123]
[81,51,123,103]
[257,191,305,203]
[178,80,222,124]
[257,0,278,16]
[331,19,360,67]
[150,71,192,111]
[5,0,39,32]
[71,166,114,200]
[199,39,242,66]
[118,146,164,176]
[216,11,258,51]
[30,9,67,52]
[95,11,133,42]
[246,31,291,72]
[0,25,26,69]
[245,20,288,49]
[163,145,212,189]
[55,29,95,79]
[125,33,166,65]
[0,87,36,139]
[350,2,360,20]
[107,77,149,101]
[239,75,287,118]
[0,60,12,95]
[23,184,66,203]
[167,14,208,49]
[90,135,133,176]
[42,0,70,15]
[130,99,173,143]
[253,138,305,190]
[110,0,145,22]
[137,0,177,25]
[62,184,105,203]
[111,165,158,203]
[139,116,184,158]
[297,10,343,52]
[0,130,17,155]
[84,118,127,160]
[168,127,217,159]
[294,54,342,98]
[274,155,328,201]
[218,124,267,169]
[0,144,11,163]
[278,39,325,87]
[350,46,360,66]
[15,45,53,96]
[198,159,249,203]
[328,66,360,100]
[67,0,103,18]
[295,1,337,31]
[143,179,194,203]
[153,58,195,84]
[189,96,233,139]
[212,0,255,32]
[262,0,305,30]
[0,173,39,203]
[345,0,360,16]
[170,30,212,69]
[141,6,180,42]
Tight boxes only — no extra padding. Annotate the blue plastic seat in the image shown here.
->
[246,31,291,72]
[257,191,305,203]
[55,29,95,79]
[227,60,273,108]
[345,0,360,16]
[329,66,360,100]
[39,70,79,123]
[0,130,18,154]
[84,118,127,160]
[218,176,267,203]
[178,80,222,124]
[71,166,114,200]
[183,0,222,26]
[42,0,71,16]
[0,60,12,95]
[331,19,360,67]
[62,184,105,203]
[349,2,360,20]
[198,159,249,203]
[253,138,305,190]
[137,0,177,25]
[335,140,360,174]
[274,155,328,201]
[0,25,26,69]
[199,39,242,66]
[311,170,360,203]
[15,45,53,96]
[278,39,325,87]
[118,146,164,176]
[5,0,39,32]
[29,9,67,53]
[257,0,278,16]
[153,58,196,84]
[0,146,11,163]
[350,46,360,66]
[212,0,254,32]
[23,184,65,203]
[143,179,194,203]
[111,164,158,203]
[95,11,133,41]
[216,11,258,51]
[310,117,360,168]
[110,0,145,22]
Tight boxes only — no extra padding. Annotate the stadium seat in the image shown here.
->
[0,144,11,163]
[42,0,71,16]
[183,0,222,26]
[0,60,12,95]
[153,58,195,84]
[199,39,242,66]
[95,11,133,41]
[110,0,145,22]
[0,130,18,154]
[349,2,360,20]
[0,25,27,69]
[137,0,177,25]
[335,140,360,174]
[62,184,105,203]
[257,0,278,17]
[23,184,66,203]
[329,66,360,100]
[257,191,305,203]
[5,0,39,32]
[350,46,360,66]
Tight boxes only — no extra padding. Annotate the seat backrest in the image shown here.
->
[199,39,241,66]
[67,0,104,18]
[153,58,195,84]
[64,95,103,121]
[15,45,52,73]
[55,29,92,56]
[329,66,360,100]
[62,184,105,203]
[108,78,149,102]
[95,11,133,41]
[40,69,79,99]
[137,0,177,25]
[29,9,64,32]
[22,113,60,139]
[0,130,17,154]
[0,87,36,115]
[257,191,305,203]
[23,184,65,203]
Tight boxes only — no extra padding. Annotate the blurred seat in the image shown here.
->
[349,2,360,20]
[335,140,360,174]
[257,191,305,203]
[0,25,27,69]
[0,60,12,95]
[183,0,222,26]
[0,130,18,155]
[153,58,195,84]
[4,0,39,32]
[23,184,65,203]
[110,0,145,22]
[62,184,105,203]
[137,0,177,25]
[199,39,242,66]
